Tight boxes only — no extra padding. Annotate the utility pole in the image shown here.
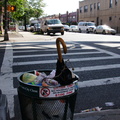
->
[4,0,9,41]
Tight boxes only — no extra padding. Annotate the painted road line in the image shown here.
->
[12,62,120,77]
[12,43,120,59]
[12,44,72,50]
[13,56,120,66]
[72,64,120,71]
[13,51,103,58]
[78,77,120,88]
[0,42,15,118]
[81,43,120,57]
[12,45,96,53]
[12,43,96,53]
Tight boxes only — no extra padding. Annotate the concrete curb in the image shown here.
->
[74,109,120,119]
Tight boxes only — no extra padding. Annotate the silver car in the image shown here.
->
[94,25,116,35]
[69,25,79,32]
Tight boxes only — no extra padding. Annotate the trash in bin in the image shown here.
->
[18,37,79,120]
[21,70,60,87]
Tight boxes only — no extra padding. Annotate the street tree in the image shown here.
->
[9,0,45,31]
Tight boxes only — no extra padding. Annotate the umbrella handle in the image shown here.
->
[56,37,67,63]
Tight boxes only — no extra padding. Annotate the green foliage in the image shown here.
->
[8,0,26,20]
[0,0,4,14]
[8,0,45,21]
[27,0,45,18]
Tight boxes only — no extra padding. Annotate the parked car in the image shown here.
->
[26,25,31,31]
[69,25,79,32]
[19,26,25,30]
[34,23,41,32]
[78,22,96,33]
[94,25,116,35]
[64,25,70,31]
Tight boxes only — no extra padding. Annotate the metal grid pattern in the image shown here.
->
[18,90,77,120]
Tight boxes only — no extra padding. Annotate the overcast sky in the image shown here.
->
[43,0,83,15]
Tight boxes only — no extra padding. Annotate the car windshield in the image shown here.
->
[64,25,69,27]
[70,25,77,28]
[35,24,40,27]
[103,25,111,29]
[87,23,95,26]
[47,19,61,24]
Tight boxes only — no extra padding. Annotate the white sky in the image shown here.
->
[43,0,83,15]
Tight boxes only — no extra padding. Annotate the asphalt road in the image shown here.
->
[1,31,120,120]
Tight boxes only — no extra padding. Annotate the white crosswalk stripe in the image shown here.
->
[12,42,120,82]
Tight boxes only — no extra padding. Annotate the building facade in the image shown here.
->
[59,10,79,25]
[40,10,79,25]
[79,0,120,33]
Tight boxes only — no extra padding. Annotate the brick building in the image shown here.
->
[59,10,79,25]
[79,0,120,33]
[40,10,79,25]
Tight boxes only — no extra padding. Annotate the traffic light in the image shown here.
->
[10,6,16,12]
[7,5,16,12]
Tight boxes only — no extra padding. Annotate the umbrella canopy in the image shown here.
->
[55,37,67,76]
[54,38,78,85]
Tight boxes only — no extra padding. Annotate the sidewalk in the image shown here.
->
[0,31,23,42]
[1,31,120,120]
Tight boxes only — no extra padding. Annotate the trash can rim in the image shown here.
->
[17,69,79,98]
[18,69,79,88]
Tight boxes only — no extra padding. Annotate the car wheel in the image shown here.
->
[30,29,33,32]
[94,30,97,34]
[61,32,64,35]
[40,29,44,35]
[102,30,106,34]
[86,29,89,33]
[112,33,116,35]
[79,29,81,33]
[47,30,50,35]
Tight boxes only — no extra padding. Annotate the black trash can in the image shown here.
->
[17,70,78,120]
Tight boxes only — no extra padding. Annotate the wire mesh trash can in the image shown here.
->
[17,70,78,120]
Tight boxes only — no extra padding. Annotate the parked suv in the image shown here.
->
[40,19,64,35]
[78,22,96,33]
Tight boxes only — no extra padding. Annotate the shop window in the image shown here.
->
[84,5,88,12]
[97,2,100,10]
[109,0,112,8]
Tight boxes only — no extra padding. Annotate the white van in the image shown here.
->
[78,22,96,33]
[40,19,64,35]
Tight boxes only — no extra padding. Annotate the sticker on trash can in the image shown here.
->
[39,84,75,98]
[40,88,50,97]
